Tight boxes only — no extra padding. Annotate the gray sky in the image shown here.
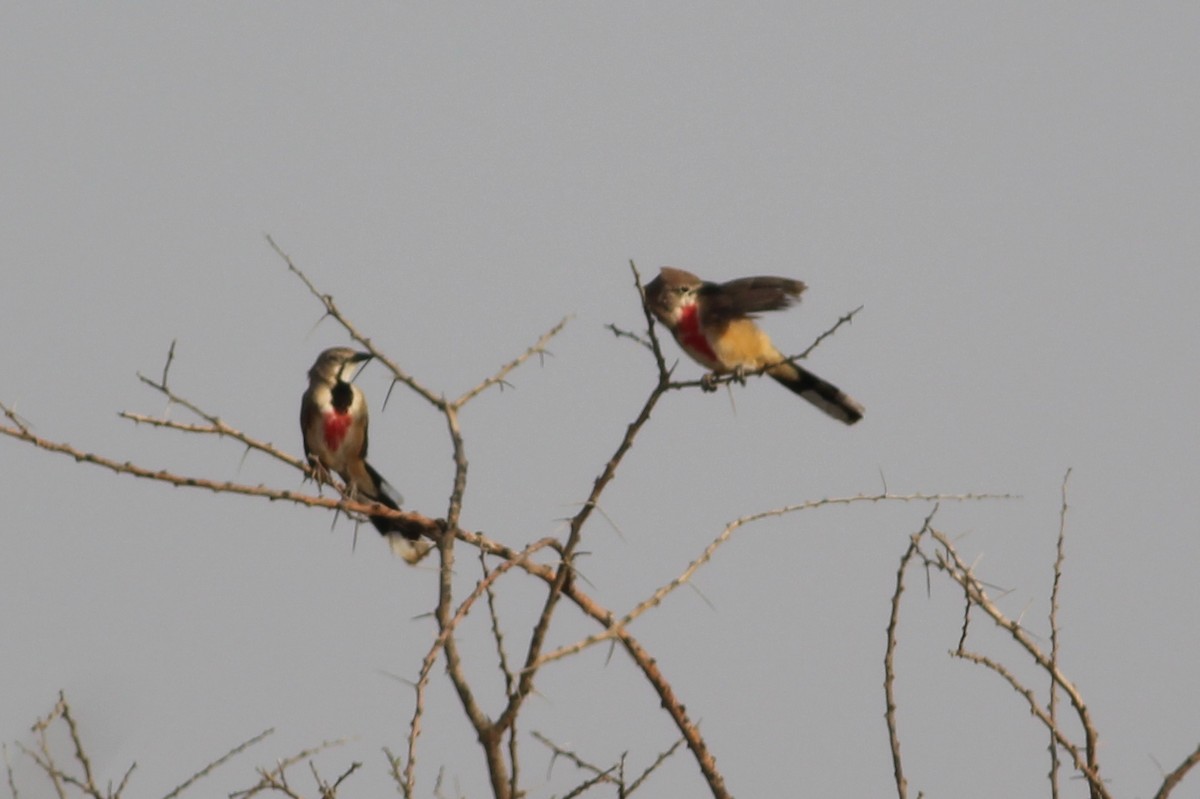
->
[2,5,1198,798]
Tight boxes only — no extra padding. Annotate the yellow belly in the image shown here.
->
[709,319,782,371]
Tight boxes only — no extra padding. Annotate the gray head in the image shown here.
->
[307,347,372,385]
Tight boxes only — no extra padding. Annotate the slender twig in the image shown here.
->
[920,528,1108,799]
[561,765,620,799]
[605,323,653,352]
[453,316,572,408]
[885,511,937,799]
[1048,468,1072,799]
[3,744,18,799]
[405,539,556,798]
[532,731,614,783]
[1154,743,1200,799]
[267,234,442,406]
[533,492,1014,668]
[955,647,1106,796]
[119,411,307,473]
[490,262,674,792]
[57,695,100,799]
[161,727,274,799]
[229,738,350,799]
[626,736,685,796]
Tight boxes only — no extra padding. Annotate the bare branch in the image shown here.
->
[404,539,557,798]
[453,316,572,408]
[885,511,937,799]
[266,234,442,406]
[4,744,20,799]
[1048,468,1072,799]
[954,647,1107,798]
[625,736,686,796]
[921,528,1108,799]
[533,492,1014,668]
[57,695,99,799]
[604,322,653,352]
[118,412,308,474]
[1155,742,1200,799]
[532,731,616,785]
[229,738,351,799]
[161,727,274,799]
[1,407,443,538]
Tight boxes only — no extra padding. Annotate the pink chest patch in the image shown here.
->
[322,410,352,452]
[676,304,718,364]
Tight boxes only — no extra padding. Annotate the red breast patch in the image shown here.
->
[322,410,352,452]
[677,304,718,363]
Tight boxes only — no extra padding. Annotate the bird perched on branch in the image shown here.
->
[300,347,429,562]
[643,267,864,425]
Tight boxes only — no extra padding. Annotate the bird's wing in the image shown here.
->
[699,276,806,322]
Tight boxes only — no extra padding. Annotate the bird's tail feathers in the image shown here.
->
[363,461,403,508]
[767,361,865,425]
[388,534,433,565]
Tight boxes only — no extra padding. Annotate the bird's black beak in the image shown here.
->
[336,350,374,383]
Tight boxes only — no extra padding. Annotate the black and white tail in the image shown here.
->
[767,362,864,425]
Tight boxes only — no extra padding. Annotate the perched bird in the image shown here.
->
[644,267,864,424]
[300,347,429,562]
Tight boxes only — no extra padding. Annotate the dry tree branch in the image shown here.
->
[112,763,137,799]
[15,692,147,799]
[117,412,310,474]
[3,744,18,799]
[229,737,351,799]
[533,729,681,799]
[534,728,684,799]
[1155,743,1200,799]
[561,766,620,799]
[455,524,728,799]
[531,731,616,786]
[532,492,1013,669]
[1048,468,1072,799]
[269,235,568,418]
[0,410,446,538]
[20,693,106,799]
[952,646,1107,797]
[55,696,99,799]
[161,727,274,799]
[452,316,572,408]
[308,759,361,798]
[480,549,517,700]
[24,698,69,799]
[476,549,521,799]
[401,538,558,798]
[626,736,686,796]
[266,234,443,407]
[483,260,684,793]
[917,527,1109,799]
[604,322,652,352]
[884,510,938,799]
[129,343,277,461]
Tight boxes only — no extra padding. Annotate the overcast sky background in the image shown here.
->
[2,5,1198,798]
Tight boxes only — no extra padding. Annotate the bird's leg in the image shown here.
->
[700,372,720,392]
[307,456,333,493]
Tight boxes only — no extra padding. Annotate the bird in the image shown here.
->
[300,347,430,562]
[643,267,864,424]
